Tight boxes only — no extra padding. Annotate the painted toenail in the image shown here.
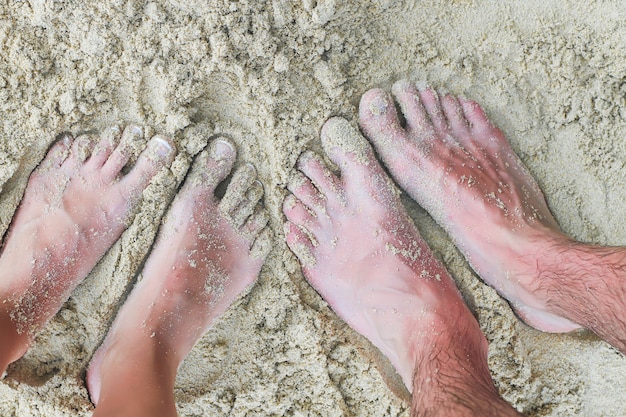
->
[369,95,389,116]
[151,136,174,158]
[212,139,235,159]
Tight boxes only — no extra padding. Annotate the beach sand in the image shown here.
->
[1,1,625,415]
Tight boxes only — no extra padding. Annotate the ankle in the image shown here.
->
[94,339,178,416]
[410,327,520,417]
[537,240,626,350]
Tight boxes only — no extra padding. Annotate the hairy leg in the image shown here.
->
[359,80,626,352]
[87,138,272,417]
[0,126,175,374]
[284,117,521,416]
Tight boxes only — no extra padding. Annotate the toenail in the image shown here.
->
[298,151,316,166]
[244,163,256,174]
[212,139,235,159]
[61,133,73,146]
[151,136,174,158]
[415,80,429,91]
[369,95,389,116]
[130,125,143,136]
[284,194,297,209]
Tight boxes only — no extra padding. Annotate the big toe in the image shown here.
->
[196,137,237,192]
[320,117,397,198]
[320,117,376,169]
[358,88,406,146]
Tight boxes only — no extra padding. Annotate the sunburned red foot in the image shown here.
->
[87,138,272,417]
[0,126,176,375]
[359,80,581,333]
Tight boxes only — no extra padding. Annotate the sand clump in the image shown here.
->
[1,1,626,416]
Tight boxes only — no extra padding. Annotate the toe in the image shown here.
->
[417,87,449,136]
[297,151,342,200]
[250,226,273,260]
[283,194,319,228]
[196,137,238,193]
[219,163,257,218]
[391,80,435,137]
[320,117,377,169]
[38,134,73,173]
[88,126,122,168]
[287,172,326,217]
[459,97,508,150]
[320,117,397,199]
[441,94,472,139]
[284,221,317,268]
[101,125,144,181]
[118,135,176,193]
[358,88,408,145]
[241,205,270,241]
[359,88,427,173]
[231,179,264,228]
[64,133,98,169]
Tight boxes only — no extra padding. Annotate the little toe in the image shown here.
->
[287,172,326,218]
[284,221,317,268]
[38,134,74,173]
[219,163,257,218]
[230,179,264,228]
[391,80,434,137]
[88,126,122,168]
[297,151,342,200]
[283,194,319,229]
[101,125,144,181]
[118,135,176,193]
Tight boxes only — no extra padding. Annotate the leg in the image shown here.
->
[284,118,521,416]
[0,126,176,375]
[87,138,271,417]
[359,81,626,351]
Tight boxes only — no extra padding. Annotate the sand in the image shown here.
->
[1,0,625,415]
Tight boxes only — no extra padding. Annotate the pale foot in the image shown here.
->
[86,138,272,417]
[284,117,478,390]
[0,126,175,373]
[284,118,521,416]
[358,80,581,333]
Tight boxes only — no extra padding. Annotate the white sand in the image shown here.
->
[1,1,625,415]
